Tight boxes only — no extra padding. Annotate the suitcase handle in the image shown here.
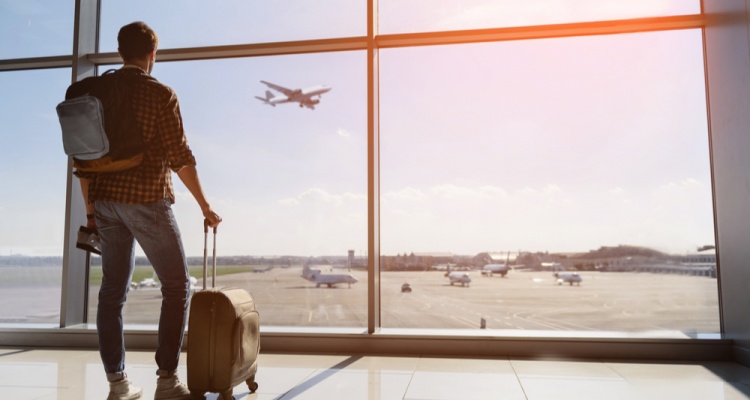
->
[203,219,217,289]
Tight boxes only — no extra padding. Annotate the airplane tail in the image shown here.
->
[302,262,319,280]
[254,90,276,107]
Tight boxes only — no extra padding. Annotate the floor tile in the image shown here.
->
[416,355,516,374]
[605,360,732,382]
[511,358,623,380]
[405,371,526,400]
[520,377,637,400]
[277,369,412,400]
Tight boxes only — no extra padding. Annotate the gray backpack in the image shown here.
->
[57,69,147,173]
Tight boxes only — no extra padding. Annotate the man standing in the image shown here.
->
[76,21,221,400]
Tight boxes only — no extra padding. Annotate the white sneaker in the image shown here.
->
[107,375,142,400]
[154,374,193,400]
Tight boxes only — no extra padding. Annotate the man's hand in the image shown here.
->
[203,207,222,228]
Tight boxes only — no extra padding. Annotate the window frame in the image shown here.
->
[0,0,728,360]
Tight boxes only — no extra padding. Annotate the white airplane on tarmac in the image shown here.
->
[255,80,332,109]
[482,263,510,277]
[554,271,582,286]
[482,251,513,277]
[444,266,471,287]
[302,263,358,288]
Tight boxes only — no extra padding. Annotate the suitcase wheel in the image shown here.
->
[247,377,259,393]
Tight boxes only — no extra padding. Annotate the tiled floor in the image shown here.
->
[2,348,750,399]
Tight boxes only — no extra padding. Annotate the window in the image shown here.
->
[99,0,366,52]
[87,53,369,329]
[1,2,719,341]
[0,1,74,59]
[379,0,702,34]
[379,29,718,336]
[0,68,71,326]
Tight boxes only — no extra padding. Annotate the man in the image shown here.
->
[76,21,221,400]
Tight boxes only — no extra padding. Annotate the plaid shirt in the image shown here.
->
[75,67,196,204]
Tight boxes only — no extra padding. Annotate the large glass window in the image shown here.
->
[99,0,366,52]
[86,52,369,329]
[0,1,719,342]
[379,29,718,337]
[0,68,71,326]
[0,1,74,59]
[379,0,701,34]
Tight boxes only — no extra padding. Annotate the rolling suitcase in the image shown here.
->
[187,221,260,400]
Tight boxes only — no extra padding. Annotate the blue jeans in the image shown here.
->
[95,200,191,375]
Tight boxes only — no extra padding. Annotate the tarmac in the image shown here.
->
[90,266,720,336]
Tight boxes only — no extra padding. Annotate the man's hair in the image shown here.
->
[117,21,158,61]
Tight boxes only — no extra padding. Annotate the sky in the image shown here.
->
[0,0,713,257]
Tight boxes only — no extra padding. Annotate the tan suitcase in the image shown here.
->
[187,222,259,400]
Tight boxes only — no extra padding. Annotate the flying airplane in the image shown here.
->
[255,80,332,110]
[302,263,358,288]
[445,266,471,287]
[554,271,582,286]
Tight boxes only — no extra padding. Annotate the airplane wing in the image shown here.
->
[261,80,296,96]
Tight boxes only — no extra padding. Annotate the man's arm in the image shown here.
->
[175,164,222,227]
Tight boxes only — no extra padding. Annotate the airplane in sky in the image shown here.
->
[255,80,332,110]
[554,271,582,286]
[444,266,471,287]
[302,263,358,288]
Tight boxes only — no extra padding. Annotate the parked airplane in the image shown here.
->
[554,272,582,286]
[445,266,471,287]
[131,272,159,290]
[302,263,358,288]
[252,265,274,273]
[482,264,510,277]
[132,273,199,290]
[482,251,511,277]
[255,80,332,109]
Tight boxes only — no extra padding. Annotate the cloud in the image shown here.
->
[431,184,508,199]
[657,178,704,193]
[336,128,352,139]
[279,198,299,206]
[280,188,366,207]
[384,187,427,202]
[431,184,475,198]
[542,184,562,194]
[174,190,193,201]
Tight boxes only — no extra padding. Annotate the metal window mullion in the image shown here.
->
[367,0,381,334]
[60,0,99,328]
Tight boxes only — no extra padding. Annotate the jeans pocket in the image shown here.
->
[131,200,169,233]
